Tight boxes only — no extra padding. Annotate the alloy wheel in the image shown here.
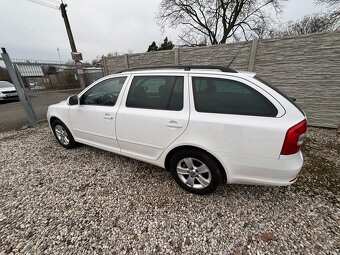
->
[54,125,70,146]
[176,157,212,189]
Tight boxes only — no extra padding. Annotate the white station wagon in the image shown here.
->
[47,66,307,194]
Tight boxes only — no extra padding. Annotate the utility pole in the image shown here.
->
[59,2,77,53]
[28,0,86,88]
[58,1,85,88]
[57,48,61,63]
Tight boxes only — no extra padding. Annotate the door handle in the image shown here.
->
[166,121,183,128]
[104,114,113,120]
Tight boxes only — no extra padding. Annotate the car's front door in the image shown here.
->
[116,74,190,161]
[69,76,128,152]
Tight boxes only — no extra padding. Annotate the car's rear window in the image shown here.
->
[192,77,278,117]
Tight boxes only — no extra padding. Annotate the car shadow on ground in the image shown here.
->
[0,99,20,104]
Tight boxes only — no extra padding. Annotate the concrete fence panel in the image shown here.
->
[254,32,340,128]
[103,31,340,128]
[104,55,126,74]
[128,50,175,68]
[178,42,252,70]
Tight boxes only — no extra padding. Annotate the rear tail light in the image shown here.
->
[281,119,307,155]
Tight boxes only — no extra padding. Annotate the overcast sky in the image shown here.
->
[0,0,326,63]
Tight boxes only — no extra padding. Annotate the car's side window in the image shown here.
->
[192,77,278,117]
[80,77,127,106]
[126,76,184,111]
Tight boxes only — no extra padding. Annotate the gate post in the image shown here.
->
[124,54,129,68]
[248,39,259,72]
[1,48,37,126]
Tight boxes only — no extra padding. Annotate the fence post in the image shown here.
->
[248,39,259,72]
[76,69,86,88]
[174,48,179,65]
[1,48,37,126]
[102,56,108,75]
[14,64,37,116]
[124,54,129,68]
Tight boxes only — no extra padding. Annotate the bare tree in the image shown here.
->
[316,0,340,29]
[0,67,11,82]
[126,49,134,55]
[316,0,340,7]
[156,0,286,46]
[106,49,134,57]
[92,55,102,65]
[262,14,336,38]
[107,51,121,57]
[259,0,340,38]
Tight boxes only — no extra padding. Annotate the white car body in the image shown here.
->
[47,67,306,188]
[0,81,19,101]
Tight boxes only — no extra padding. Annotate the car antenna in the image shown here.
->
[227,40,248,67]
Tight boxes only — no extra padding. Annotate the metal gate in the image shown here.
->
[0,48,104,131]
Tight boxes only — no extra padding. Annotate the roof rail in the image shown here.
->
[116,65,238,73]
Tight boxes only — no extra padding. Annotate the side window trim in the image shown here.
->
[190,74,283,117]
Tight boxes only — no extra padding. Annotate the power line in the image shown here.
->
[28,0,85,88]
[27,0,59,10]
[44,0,60,4]
[27,0,77,52]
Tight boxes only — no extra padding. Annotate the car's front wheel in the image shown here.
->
[169,149,224,195]
[51,120,77,149]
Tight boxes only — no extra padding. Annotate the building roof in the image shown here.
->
[17,64,44,77]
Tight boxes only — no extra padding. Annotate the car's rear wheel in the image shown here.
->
[169,149,223,195]
[52,120,76,149]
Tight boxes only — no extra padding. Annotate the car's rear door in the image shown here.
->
[188,73,286,159]
[116,73,190,161]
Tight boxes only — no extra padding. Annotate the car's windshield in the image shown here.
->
[0,81,14,88]
[255,76,305,116]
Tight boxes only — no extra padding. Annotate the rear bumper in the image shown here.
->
[215,151,303,186]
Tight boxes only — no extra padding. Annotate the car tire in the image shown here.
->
[169,149,224,195]
[51,120,77,149]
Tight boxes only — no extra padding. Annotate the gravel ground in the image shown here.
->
[0,124,339,254]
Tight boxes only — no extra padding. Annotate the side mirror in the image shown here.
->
[68,95,79,105]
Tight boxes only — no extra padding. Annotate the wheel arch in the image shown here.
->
[49,116,60,126]
[49,115,75,137]
[164,145,227,183]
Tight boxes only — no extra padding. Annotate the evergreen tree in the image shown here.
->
[158,37,174,51]
[147,41,158,52]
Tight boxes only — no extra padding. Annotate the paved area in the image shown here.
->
[0,125,339,254]
[0,100,27,132]
[0,89,81,132]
